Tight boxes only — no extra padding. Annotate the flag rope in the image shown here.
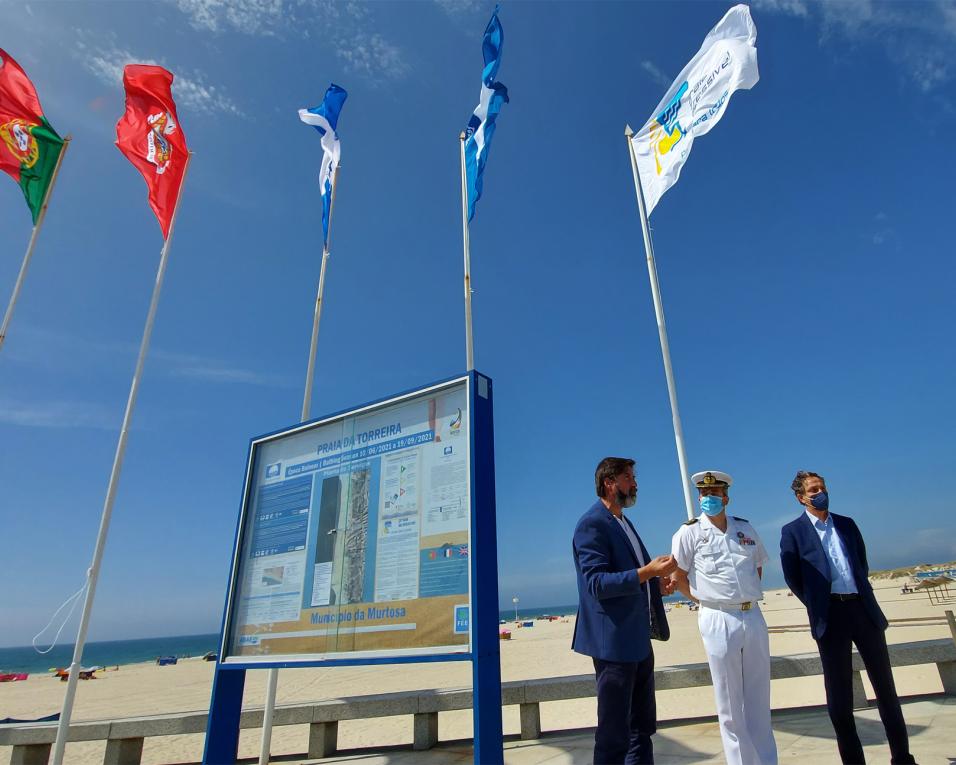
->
[31,578,89,655]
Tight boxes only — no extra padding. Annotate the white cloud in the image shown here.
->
[173,0,410,82]
[869,527,956,570]
[337,33,410,81]
[756,0,956,93]
[75,40,244,117]
[6,326,292,389]
[175,0,288,35]
[871,212,894,246]
[946,4,956,37]
[0,398,118,429]
[152,349,297,388]
[640,60,672,89]
[751,0,809,17]
[433,0,483,16]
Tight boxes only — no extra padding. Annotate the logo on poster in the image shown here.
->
[265,462,281,478]
[448,408,463,436]
[454,604,469,634]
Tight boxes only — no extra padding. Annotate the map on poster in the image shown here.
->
[223,378,472,662]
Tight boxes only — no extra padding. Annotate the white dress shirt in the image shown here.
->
[805,510,858,594]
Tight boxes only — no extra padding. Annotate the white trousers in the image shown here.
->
[699,605,777,765]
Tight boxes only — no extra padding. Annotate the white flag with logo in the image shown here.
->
[631,4,758,216]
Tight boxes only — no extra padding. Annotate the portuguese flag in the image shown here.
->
[0,48,64,224]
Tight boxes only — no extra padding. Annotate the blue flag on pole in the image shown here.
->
[298,83,348,248]
[464,7,508,222]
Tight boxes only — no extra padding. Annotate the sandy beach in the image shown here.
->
[2,582,952,764]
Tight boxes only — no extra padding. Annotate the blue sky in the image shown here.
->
[1,0,955,647]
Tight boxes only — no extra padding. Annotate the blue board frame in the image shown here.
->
[203,371,502,764]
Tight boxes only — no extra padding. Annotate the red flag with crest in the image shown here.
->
[115,65,188,239]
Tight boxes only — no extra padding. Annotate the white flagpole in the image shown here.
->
[259,163,341,765]
[51,153,192,765]
[0,136,71,351]
[300,164,340,423]
[459,132,475,371]
[624,126,695,522]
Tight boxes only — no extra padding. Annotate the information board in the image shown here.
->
[221,377,472,663]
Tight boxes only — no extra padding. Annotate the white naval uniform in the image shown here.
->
[672,514,777,765]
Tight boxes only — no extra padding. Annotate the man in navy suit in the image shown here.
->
[572,457,677,764]
[780,470,916,765]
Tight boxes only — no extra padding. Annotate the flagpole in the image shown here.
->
[300,164,340,423]
[51,153,192,765]
[0,136,71,351]
[459,132,475,371]
[259,163,341,765]
[623,126,695,522]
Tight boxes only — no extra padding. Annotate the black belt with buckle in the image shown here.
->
[830,593,859,601]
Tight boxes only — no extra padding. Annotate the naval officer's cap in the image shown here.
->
[691,470,733,488]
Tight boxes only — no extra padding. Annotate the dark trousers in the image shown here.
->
[592,650,656,765]
[817,598,915,765]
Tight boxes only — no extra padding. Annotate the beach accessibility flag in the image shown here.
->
[0,48,65,224]
[630,4,758,217]
[116,65,188,239]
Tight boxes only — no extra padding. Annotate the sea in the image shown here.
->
[2,598,687,675]
[0,634,220,676]
[499,595,684,624]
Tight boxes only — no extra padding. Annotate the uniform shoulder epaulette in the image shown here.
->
[683,518,698,525]
[731,516,748,522]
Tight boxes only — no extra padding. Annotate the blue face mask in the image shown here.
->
[700,495,724,516]
[810,491,829,511]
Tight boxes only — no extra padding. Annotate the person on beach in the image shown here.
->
[669,470,778,765]
[572,456,677,765]
[780,471,917,765]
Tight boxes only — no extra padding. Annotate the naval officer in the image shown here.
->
[670,471,777,765]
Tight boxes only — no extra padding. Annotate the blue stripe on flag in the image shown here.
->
[299,83,348,247]
[464,7,508,222]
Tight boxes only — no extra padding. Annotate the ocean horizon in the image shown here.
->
[0,633,221,676]
[0,599,690,675]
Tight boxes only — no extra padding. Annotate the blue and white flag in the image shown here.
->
[299,83,348,247]
[463,7,508,222]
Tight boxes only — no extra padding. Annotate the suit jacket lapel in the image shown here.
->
[622,515,662,636]
[800,512,832,580]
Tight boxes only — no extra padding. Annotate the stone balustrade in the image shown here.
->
[3,637,954,765]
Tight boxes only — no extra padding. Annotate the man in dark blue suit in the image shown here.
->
[572,457,677,764]
[780,470,916,765]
